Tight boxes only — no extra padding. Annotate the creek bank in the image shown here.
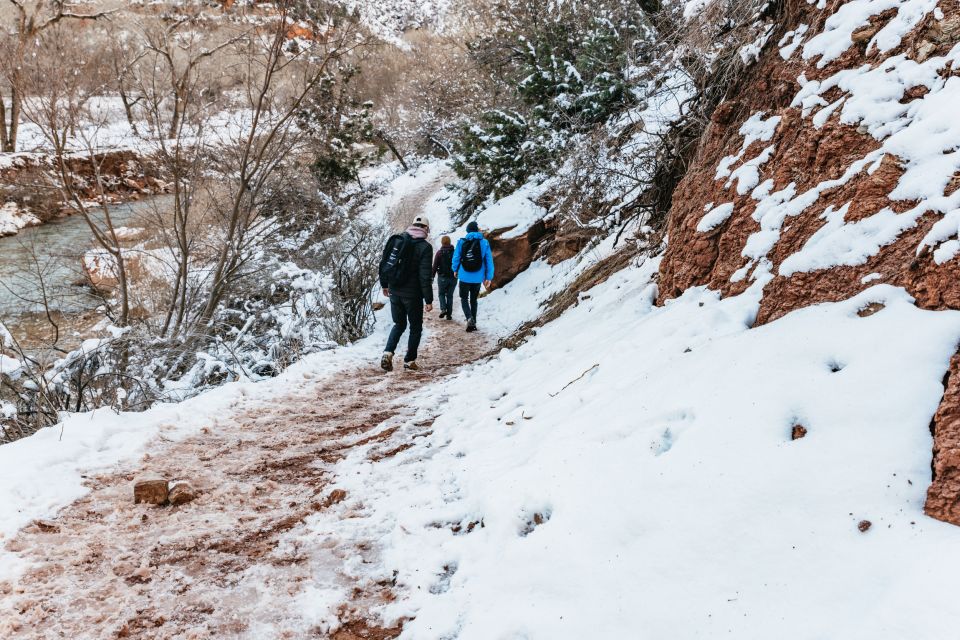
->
[0,149,169,237]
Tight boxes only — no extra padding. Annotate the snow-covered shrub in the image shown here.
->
[455,0,782,235]
[297,66,383,190]
[451,0,654,210]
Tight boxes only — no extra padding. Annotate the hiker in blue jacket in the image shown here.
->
[451,221,495,333]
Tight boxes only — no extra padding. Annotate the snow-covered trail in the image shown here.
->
[0,316,492,639]
[386,166,456,234]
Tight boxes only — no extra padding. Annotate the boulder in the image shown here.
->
[133,475,169,505]
[486,220,548,289]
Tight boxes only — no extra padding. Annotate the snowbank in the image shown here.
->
[298,257,960,638]
[0,202,40,237]
[473,180,548,239]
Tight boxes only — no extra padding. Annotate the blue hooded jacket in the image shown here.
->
[452,232,495,284]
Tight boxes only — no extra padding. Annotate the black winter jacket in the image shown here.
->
[380,233,434,304]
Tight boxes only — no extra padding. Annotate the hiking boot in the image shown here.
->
[380,352,394,372]
[403,361,420,371]
[466,317,477,332]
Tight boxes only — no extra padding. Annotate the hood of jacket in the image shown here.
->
[406,226,428,240]
[463,231,485,240]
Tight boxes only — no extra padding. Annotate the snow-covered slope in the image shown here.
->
[291,253,960,637]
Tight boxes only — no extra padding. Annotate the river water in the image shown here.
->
[0,198,167,333]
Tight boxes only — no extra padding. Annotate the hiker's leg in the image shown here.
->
[444,277,456,314]
[459,282,472,319]
[469,283,480,320]
[439,277,451,314]
[405,297,424,362]
[385,295,407,354]
[436,277,446,313]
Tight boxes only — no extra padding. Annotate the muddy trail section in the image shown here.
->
[0,317,493,639]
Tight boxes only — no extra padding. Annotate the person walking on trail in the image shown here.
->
[452,221,495,333]
[379,216,434,372]
[433,236,457,320]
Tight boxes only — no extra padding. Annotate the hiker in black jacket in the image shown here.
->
[379,216,434,372]
[433,236,456,319]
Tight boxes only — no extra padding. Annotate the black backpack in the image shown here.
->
[381,233,413,286]
[460,238,483,272]
[438,248,454,277]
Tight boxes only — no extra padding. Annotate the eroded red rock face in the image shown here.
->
[926,354,960,523]
[657,1,960,524]
[660,2,960,318]
[487,221,549,289]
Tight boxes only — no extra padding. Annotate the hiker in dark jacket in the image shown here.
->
[379,216,434,371]
[452,221,494,333]
[433,236,457,320]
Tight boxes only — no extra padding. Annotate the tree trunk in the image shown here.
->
[119,86,140,137]
[168,91,182,140]
[7,84,21,152]
[0,93,8,151]
[376,130,408,171]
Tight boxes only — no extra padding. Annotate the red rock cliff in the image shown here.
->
[656,0,960,524]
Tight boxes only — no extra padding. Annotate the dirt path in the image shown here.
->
[387,167,455,233]
[0,317,491,639]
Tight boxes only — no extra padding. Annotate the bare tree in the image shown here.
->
[192,2,369,332]
[15,21,133,325]
[0,0,113,152]
[139,16,245,140]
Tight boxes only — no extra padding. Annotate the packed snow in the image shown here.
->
[291,254,960,638]
[473,180,548,239]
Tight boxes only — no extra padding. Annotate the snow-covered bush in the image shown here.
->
[454,0,781,235]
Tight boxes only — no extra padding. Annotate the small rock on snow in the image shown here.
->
[168,480,197,506]
[133,475,169,505]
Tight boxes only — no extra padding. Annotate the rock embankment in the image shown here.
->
[655,0,960,524]
[0,149,168,235]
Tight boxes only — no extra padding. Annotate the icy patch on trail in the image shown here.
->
[307,257,960,638]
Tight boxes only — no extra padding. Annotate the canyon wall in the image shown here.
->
[657,0,960,524]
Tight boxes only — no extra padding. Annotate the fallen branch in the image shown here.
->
[549,363,599,397]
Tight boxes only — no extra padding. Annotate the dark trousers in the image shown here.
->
[385,295,424,362]
[437,276,456,315]
[459,282,481,321]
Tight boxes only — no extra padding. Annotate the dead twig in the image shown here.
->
[549,363,599,397]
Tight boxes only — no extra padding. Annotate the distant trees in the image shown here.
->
[0,0,386,439]
[0,0,113,152]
